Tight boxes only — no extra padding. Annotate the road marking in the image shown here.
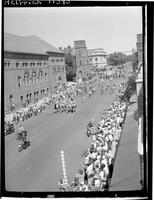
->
[60,150,68,183]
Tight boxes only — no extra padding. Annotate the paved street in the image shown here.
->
[109,101,141,191]
[5,80,122,191]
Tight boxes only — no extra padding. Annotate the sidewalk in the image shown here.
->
[109,102,141,191]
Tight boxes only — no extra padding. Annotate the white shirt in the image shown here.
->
[95,179,101,188]
[104,166,109,177]
[87,164,93,175]
[100,170,105,181]
[103,142,108,151]
[91,152,97,160]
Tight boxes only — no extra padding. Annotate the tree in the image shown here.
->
[64,50,77,81]
[107,52,128,66]
[66,70,76,81]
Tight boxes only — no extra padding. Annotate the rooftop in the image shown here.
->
[4,33,63,55]
[88,48,106,54]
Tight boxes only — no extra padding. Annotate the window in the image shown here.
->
[57,66,60,73]
[39,71,43,82]
[51,59,55,62]
[8,63,10,67]
[16,63,19,68]
[61,67,64,73]
[95,58,97,61]
[24,71,30,86]
[45,73,48,81]
[32,71,37,85]
[56,59,59,62]
[53,67,56,73]
[18,76,21,87]
[80,60,82,66]
[20,96,23,102]
[4,63,7,68]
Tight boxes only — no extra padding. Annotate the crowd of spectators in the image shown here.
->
[58,88,128,191]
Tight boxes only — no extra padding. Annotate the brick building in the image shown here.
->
[74,40,91,82]
[4,33,66,113]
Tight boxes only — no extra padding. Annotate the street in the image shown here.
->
[5,80,122,191]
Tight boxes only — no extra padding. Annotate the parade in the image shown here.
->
[58,78,129,191]
[4,6,144,194]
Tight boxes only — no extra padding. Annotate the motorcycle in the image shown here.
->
[18,140,30,152]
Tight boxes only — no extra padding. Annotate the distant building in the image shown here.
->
[74,40,90,82]
[88,48,107,70]
[4,33,66,113]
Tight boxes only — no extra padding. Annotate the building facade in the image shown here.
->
[74,40,90,82]
[4,33,66,113]
[135,33,144,188]
[88,48,107,70]
[136,34,143,66]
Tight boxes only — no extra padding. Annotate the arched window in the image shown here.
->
[9,94,13,111]
[18,76,21,87]
[45,73,48,81]
[39,70,43,82]
[57,66,60,73]
[24,70,30,86]
[32,71,37,84]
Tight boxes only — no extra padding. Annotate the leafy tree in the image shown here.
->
[66,70,76,81]
[107,52,128,66]
[64,51,77,81]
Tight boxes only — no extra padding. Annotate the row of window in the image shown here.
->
[51,59,64,63]
[18,72,48,87]
[4,62,47,68]
[89,57,106,62]
[20,88,49,103]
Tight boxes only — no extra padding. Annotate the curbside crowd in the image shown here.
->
[58,85,129,191]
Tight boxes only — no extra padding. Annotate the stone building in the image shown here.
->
[4,33,66,113]
[88,48,107,70]
[74,40,90,82]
